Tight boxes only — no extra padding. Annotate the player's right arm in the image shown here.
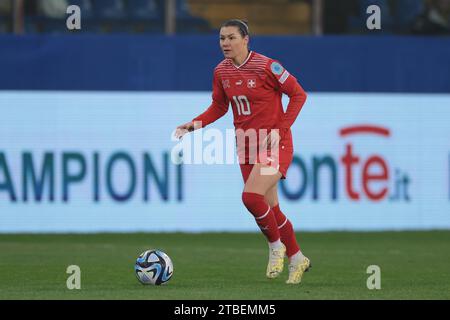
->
[175,70,229,139]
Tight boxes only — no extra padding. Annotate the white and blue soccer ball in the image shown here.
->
[135,249,174,285]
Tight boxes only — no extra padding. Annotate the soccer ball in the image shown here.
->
[134,249,174,285]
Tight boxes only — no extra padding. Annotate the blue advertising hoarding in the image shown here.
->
[1,91,449,232]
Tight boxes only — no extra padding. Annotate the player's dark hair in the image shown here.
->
[221,19,250,38]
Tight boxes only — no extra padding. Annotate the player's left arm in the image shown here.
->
[267,61,308,129]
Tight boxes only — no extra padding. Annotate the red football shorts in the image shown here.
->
[239,129,294,182]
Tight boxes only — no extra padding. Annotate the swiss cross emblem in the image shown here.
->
[247,79,256,88]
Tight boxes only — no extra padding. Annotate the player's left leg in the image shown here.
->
[259,130,311,284]
[265,185,311,284]
[265,185,301,257]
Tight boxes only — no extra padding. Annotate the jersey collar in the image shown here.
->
[231,51,253,69]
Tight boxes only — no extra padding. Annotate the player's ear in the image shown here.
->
[244,35,249,46]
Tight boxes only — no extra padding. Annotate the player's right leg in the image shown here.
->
[242,163,286,279]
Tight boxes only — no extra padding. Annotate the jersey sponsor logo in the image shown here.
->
[279,70,290,84]
[270,62,284,75]
[247,79,256,88]
[235,80,243,86]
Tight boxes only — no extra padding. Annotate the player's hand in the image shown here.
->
[175,121,195,140]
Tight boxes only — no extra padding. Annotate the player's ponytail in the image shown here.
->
[221,19,250,38]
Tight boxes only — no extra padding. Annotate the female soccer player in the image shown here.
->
[175,19,310,284]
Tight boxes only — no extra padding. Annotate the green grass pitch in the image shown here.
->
[0,232,449,300]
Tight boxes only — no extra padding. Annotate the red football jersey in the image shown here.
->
[193,51,307,162]
[193,51,307,130]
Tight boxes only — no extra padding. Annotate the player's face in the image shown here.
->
[219,26,249,60]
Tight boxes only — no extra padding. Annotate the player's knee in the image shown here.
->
[242,192,257,209]
[242,192,266,214]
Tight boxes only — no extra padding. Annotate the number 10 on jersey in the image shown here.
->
[233,95,251,116]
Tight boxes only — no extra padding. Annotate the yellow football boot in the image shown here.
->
[266,244,286,279]
[286,256,311,284]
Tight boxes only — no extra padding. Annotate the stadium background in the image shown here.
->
[0,0,450,301]
[1,0,449,232]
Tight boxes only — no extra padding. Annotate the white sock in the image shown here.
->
[268,239,283,250]
[289,251,305,264]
